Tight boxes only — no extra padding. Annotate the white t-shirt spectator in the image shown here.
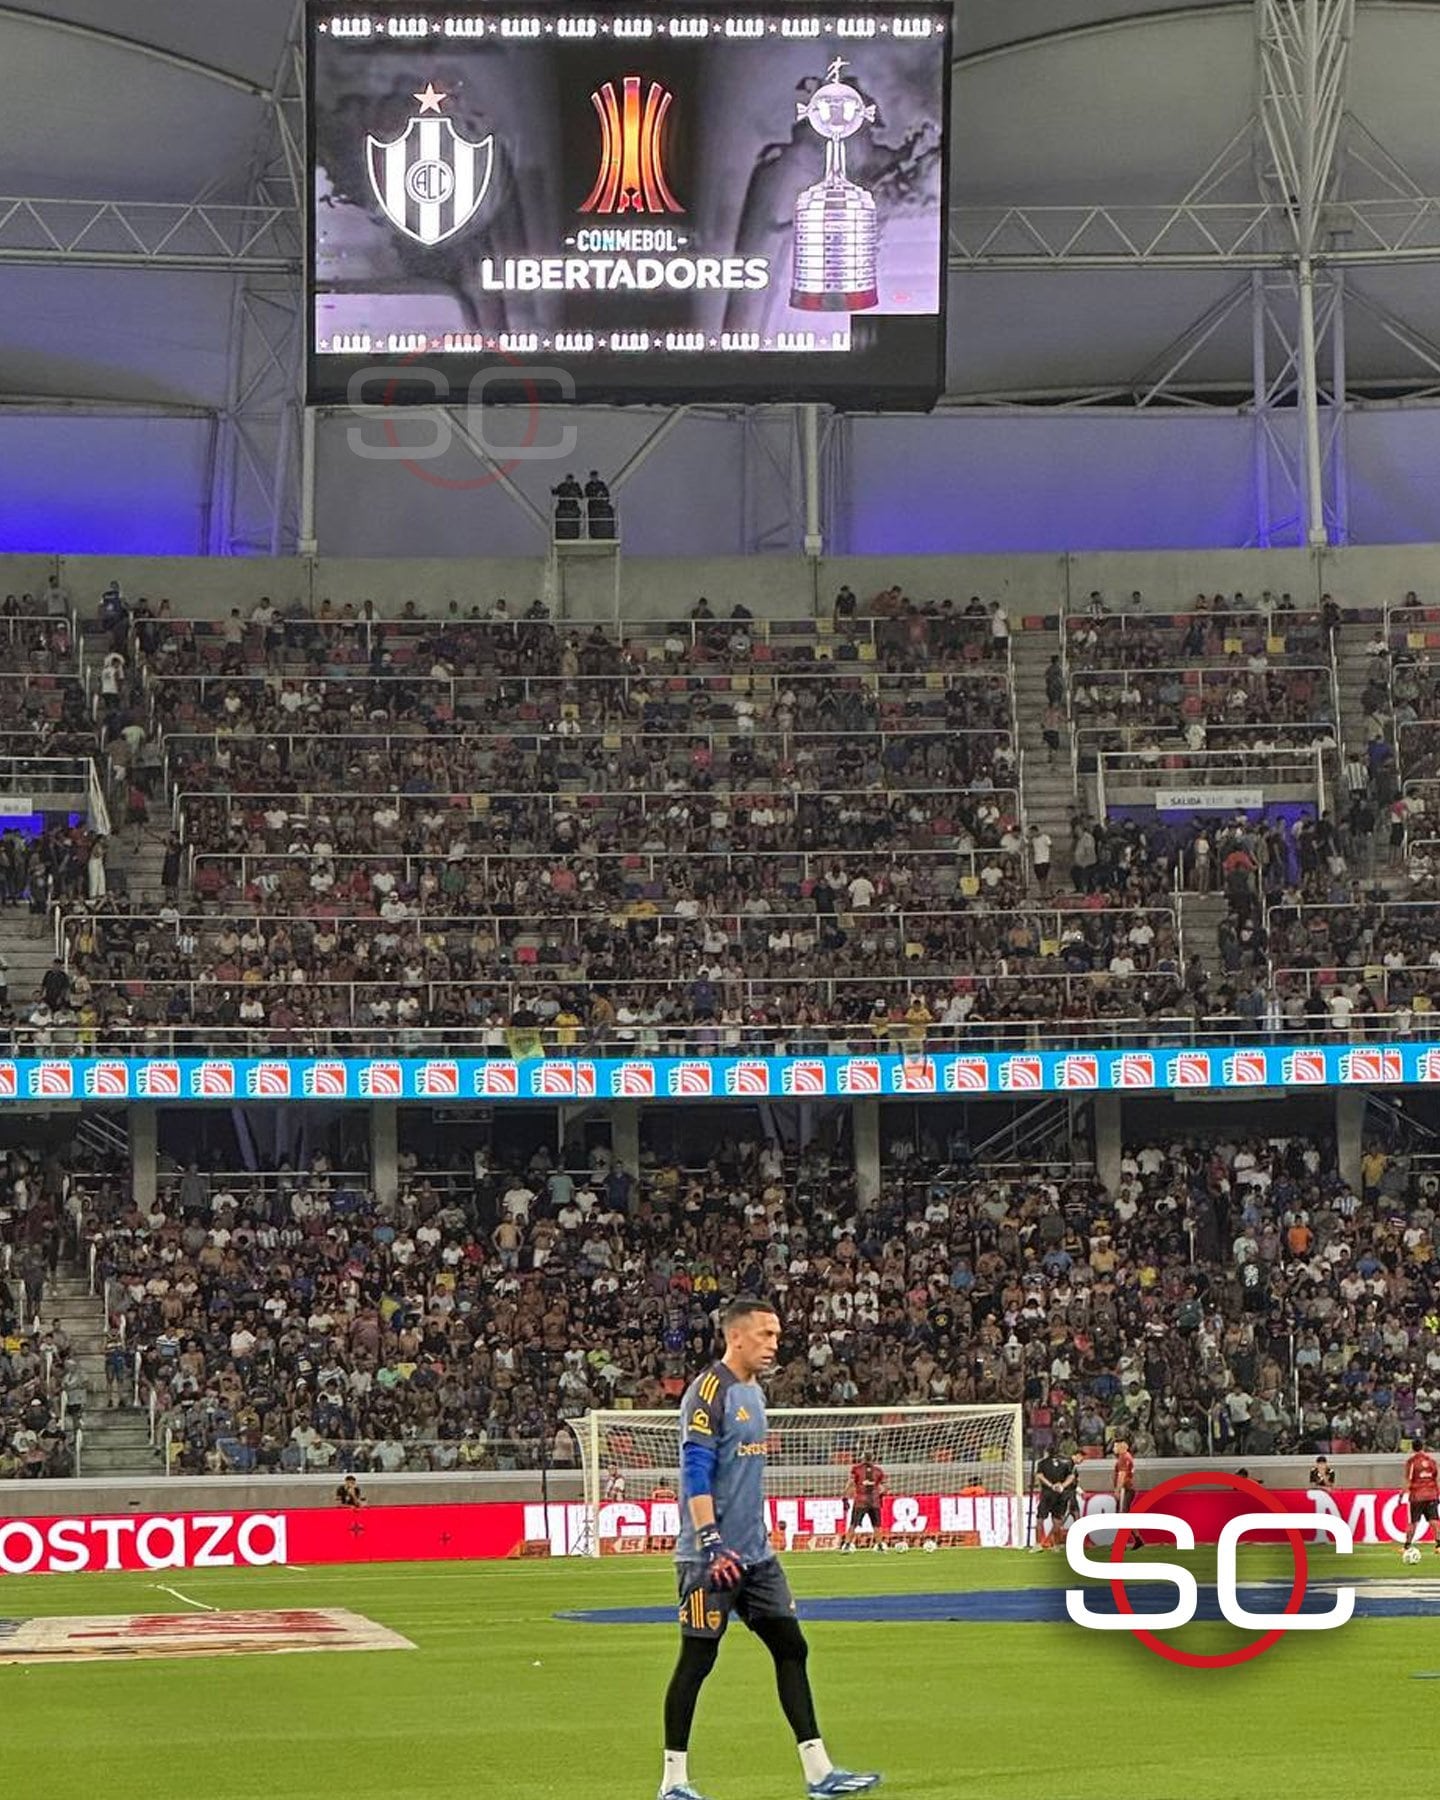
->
[503,1183,535,1222]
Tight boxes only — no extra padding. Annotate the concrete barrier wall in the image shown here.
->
[4,1468,586,1517]
[0,1452,1403,1517]
[29,545,1440,623]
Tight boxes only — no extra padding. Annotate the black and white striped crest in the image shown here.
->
[366,116,494,248]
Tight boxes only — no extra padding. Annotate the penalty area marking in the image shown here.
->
[151,1585,216,1613]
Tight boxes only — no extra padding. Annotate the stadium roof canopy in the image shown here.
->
[3,0,1440,551]
[5,0,1440,412]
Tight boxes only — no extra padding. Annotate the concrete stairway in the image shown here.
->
[1334,622,1383,761]
[1179,892,1230,971]
[0,905,63,1014]
[1011,623,1076,876]
[101,822,170,909]
[46,1269,156,1477]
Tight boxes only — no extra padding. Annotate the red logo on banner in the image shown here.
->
[944,1058,990,1092]
[1116,1053,1154,1088]
[782,1061,827,1095]
[478,1063,519,1096]
[580,77,684,215]
[1058,1054,1098,1089]
[1168,1051,1211,1087]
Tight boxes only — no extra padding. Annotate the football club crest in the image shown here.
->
[367,84,494,247]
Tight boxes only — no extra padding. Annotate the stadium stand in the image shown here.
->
[0,584,1401,1053]
[0,1144,85,1478]
[25,1122,1428,1474]
[0,574,1431,1482]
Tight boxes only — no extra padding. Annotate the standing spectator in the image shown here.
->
[1029,827,1052,892]
[584,472,614,540]
[1042,703,1063,767]
[104,1327,128,1409]
[161,834,183,903]
[86,838,107,903]
[552,474,583,540]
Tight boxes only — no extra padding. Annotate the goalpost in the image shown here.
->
[569,1405,1024,1556]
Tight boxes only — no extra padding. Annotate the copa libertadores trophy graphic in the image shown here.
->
[790,58,879,312]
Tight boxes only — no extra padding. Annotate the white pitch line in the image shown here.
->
[152,1584,216,1612]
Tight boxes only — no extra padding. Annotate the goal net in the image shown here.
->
[567,1405,1023,1557]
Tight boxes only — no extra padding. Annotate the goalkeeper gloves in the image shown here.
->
[696,1523,744,1589]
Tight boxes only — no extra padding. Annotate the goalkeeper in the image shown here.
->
[660,1298,880,1800]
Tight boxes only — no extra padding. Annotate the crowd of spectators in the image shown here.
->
[884,1128,1440,1459]
[8,580,1423,1051]
[0,1146,84,1478]
[1060,591,1341,787]
[1065,593,1328,671]
[58,1123,1440,1473]
[1069,667,1337,765]
[50,587,1151,1047]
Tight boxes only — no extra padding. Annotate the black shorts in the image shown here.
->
[1037,1494,1072,1521]
[849,1501,882,1529]
[1411,1497,1439,1523]
[676,1558,796,1639]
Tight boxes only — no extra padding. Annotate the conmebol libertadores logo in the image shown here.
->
[1065,1472,1354,1667]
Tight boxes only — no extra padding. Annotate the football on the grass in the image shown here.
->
[1404,1547,1422,1565]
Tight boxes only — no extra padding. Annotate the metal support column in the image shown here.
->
[1255,0,1356,548]
[1250,270,1274,547]
[208,3,305,554]
[299,406,318,557]
[1329,259,1350,542]
[1296,256,1327,546]
[801,403,823,558]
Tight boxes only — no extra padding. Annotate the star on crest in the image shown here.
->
[413,82,447,113]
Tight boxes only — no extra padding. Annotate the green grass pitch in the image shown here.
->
[0,1546,1431,1799]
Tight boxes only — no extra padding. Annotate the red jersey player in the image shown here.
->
[1402,1435,1440,1557]
[842,1456,887,1551]
[1112,1440,1136,1511]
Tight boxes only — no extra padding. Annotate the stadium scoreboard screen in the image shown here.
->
[307,4,950,407]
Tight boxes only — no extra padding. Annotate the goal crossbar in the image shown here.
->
[568,1404,1024,1555]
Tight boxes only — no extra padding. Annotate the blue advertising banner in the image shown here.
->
[0,1042,1431,1104]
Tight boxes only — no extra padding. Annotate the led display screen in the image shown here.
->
[308,4,949,406]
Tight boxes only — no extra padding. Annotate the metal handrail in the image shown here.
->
[171,782,1023,816]
[1077,723,1337,765]
[161,724,1018,799]
[157,1431,573,1475]
[143,662,1011,694]
[186,845,1031,893]
[123,610,1004,649]
[58,900,1179,939]
[1064,605,1325,626]
[0,1013,1428,1051]
[1274,962,1440,997]
[55,967,1198,1016]
[1269,896,1440,925]
[1069,659,1334,684]
[1099,744,1328,768]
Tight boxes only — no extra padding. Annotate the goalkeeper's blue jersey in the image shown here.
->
[676,1361,773,1567]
